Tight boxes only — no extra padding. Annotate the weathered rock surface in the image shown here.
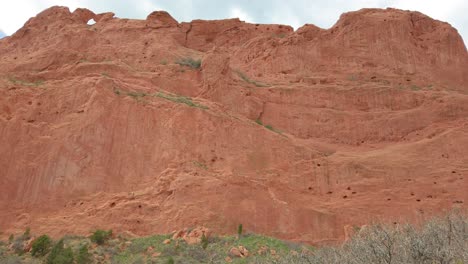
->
[0,6,467,244]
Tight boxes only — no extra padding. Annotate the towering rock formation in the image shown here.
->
[0,6,467,244]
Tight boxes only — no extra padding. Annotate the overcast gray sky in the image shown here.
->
[0,0,467,44]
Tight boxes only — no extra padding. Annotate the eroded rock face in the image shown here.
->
[146,11,178,28]
[72,8,96,23]
[172,227,210,244]
[0,6,467,245]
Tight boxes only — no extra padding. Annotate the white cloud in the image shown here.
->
[268,4,301,29]
[139,0,163,15]
[390,0,464,19]
[230,7,253,23]
[380,0,468,43]
[0,0,40,34]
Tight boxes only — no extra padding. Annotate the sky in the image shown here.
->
[0,0,467,44]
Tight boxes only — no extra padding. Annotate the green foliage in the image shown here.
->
[193,161,208,170]
[127,234,170,254]
[265,124,281,133]
[237,224,243,238]
[166,256,175,264]
[90,230,112,245]
[47,240,74,264]
[347,74,359,81]
[201,233,209,250]
[155,92,208,109]
[235,70,269,87]
[31,235,52,257]
[2,230,305,263]
[9,77,44,87]
[1,213,464,264]
[113,88,148,100]
[76,244,92,264]
[126,91,147,99]
[236,234,291,254]
[255,119,282,134]
[23,227,31,240]
[175,57,201,69]
[411,84,421,91]
[8,235,14,243]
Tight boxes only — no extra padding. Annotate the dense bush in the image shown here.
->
[47,240,74,264]
[31,235,52,257]
[90,229,112,245]
[76,244,92,264]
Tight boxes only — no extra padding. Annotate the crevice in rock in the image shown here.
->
[185,23,193,46]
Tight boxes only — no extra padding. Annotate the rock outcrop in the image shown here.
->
[0,6,467,244]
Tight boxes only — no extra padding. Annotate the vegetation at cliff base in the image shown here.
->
[0,212,466,263]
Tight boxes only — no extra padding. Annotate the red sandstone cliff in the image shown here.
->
[0,6,467,244]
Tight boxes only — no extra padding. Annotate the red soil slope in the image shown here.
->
[0,7,467,244]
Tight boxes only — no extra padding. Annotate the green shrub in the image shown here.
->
[166,256,175,264]
[23,227,31,240]
[193,161,208,170]
[31,235,52,257]
[255,119,282,134]
[411,85,420,91]
[76,244,92,264]
[47,240,74,264]
[90,230,112,245]
[155,92,208,109]
[8,234,14,243]
[201,233,208,250]
[9,77,44,87]
[235,70,269,87]
[237,224,243,238]
[175,57,201,69]
[126,91,147,99]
